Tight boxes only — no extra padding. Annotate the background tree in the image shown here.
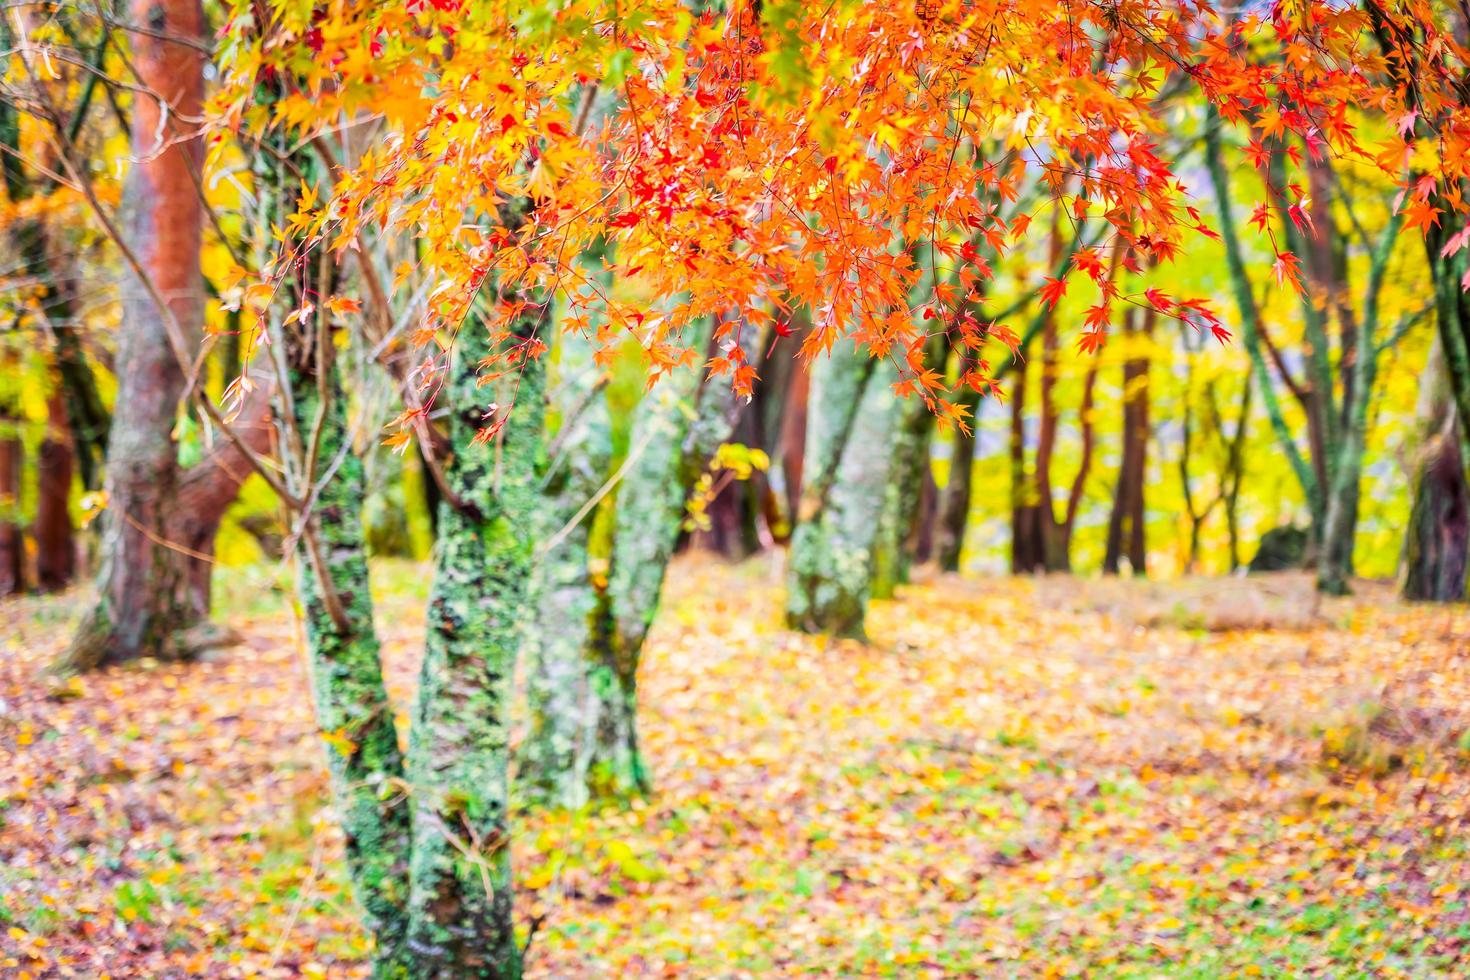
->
[1102,303,1156,576]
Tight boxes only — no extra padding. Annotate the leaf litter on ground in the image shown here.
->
[1,557,1469,976]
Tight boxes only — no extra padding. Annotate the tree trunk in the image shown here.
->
[935,393,978,572]
[1404,344,1470,602]
[1010,355,1044,574]
[871,384,934,599]
[694,395,762,559]
[785,346,898,637]
[405,298,544,976]
[755,314,810,544]
[1103,307,1151,576]
[910,464,938,565]
[777,353,810,524]
[57,0,206,672]
[0,407,22,596]
[248,109,413,969]
[0,16,110,494]
[1403,422,1469,602]
[519,278,614,810]
[289,359,413,968]
[35,395,76,591]
[1205,103,1321,563]
[588,315,748,800]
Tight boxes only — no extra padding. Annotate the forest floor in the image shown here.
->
[2,556,1470,978]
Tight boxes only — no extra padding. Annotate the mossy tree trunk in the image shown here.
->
[590,315,750,800]
[254,118,413,972]
[785,341,899,638]
[404,293,546,977]
[288,361,414,971]
[871,335,944,598]
[1207,103,1402,594]
[519,276,614,810]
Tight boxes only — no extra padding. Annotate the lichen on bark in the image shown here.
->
[404,294,545,978]
[250,117,413,972]
[289,366,414,972]
[518,285,614,810]
[785,343,900,638]
[586,314,753,801]
[591,339,707,800]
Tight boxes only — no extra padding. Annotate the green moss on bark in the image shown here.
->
[292,369,413,973]
[404,298,545,978]
[785,347,899,638]
[519,304,614,810]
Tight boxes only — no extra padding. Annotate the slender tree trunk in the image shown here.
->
[755,315,809,544]
[586,315,751,799]
[42,250,109,492]
[934,389,978,572]
[289,360,413,969]
[519,275,614,810]
[253,119,412,970]
[58,0,207,672]
[1223,374,1253,572]
[777,355,810,524]
[35,395,76,591]
[0,16,109,493]
[1032,226,1070,574]
[910,465,938,565]
[694,398,762,558]
[1010,355,1043,574]
[1104,307,1151,575]
[871,382,934,599]
[785,345,898,637]
[1316,194,1404,594]
[405,297,544,977]
[589,320,710,801]
[1205,103,1321,560]
[0,405,22,596]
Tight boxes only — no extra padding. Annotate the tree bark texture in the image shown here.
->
[35,395,76,591]
[519,290,615,810]
[404,299,545,977]
[252,120,414,971]
[1404,343,1469,602]
[58,0,207,671]
[784,342,898,638]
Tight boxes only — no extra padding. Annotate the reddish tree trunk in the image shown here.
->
[59,0,209,670]
[36,396,76,592]
[779,358,810,522]
[0,411,22,596]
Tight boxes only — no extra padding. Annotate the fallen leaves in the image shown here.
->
[2,559,1469,976]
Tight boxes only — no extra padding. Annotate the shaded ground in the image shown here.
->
[3,557,1470,976]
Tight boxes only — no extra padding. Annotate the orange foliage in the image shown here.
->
[213,0,1470,413]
